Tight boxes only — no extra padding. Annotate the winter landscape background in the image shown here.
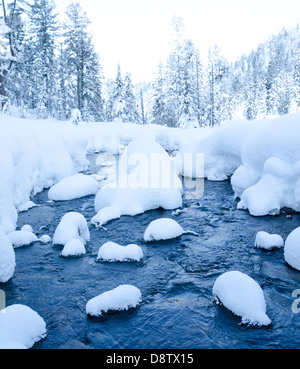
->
[1,0,300,126]
[1,0,300,351]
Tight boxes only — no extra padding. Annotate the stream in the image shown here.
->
[2,154,300,349]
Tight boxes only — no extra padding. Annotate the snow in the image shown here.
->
[0,341,27,350]
[213,271,271,327]
[97,242,143,262]
[0,304,47,349]
[144,218,185,242]
[0,230,16,283]
[91,137,183,226]
[48,173,99,201]
[20,224,33,233]
[39,235,52,244]
[61,239,86,258]
[0,115,89,234]
[53,212,90,246]
[284,227,300,271]
[255,231,284,250]
[86,285,142,317]
[7,230,38,249]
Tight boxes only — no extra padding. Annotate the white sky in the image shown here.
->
[56,0,300,83]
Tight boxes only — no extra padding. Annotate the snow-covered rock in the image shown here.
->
[20,224,33,233]
[144,218,185,242]
[284,227,300,271]
[91,137,183,226]
[255,231,284,250]
[86,285,142,317]
[7,231,38,249]
[97,242,143,262]
[0,305,47,349]
[39,235,52,244]
[53,212,90,246]
[60,239,86,258]
[0,230,16,283]
[48,173,99,201]
[213,271,271,327]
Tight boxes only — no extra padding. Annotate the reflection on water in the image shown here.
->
[2,155,300,349]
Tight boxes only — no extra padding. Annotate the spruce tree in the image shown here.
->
[64,2,104,122]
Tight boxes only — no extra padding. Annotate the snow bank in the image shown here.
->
[7,231,38,249]
[255,231,284,250]
[213,271,271,326]
[176,113,300,216]
[0,115,89,234]
[91,137,183,226]
[86,285,142,317]
[232,114,300,216]
[284,227,300,271]
[61,239,86,258]
[0,305,47,349]
[144,218,185,242]
[48,173,99,201]
[0,230,16,283]
[97,242,143,262]
[53,212,90,246]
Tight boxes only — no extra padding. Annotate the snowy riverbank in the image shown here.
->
[1,112,300,235]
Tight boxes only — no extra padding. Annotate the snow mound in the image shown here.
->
[144,218,185,242]
[48,173,99,201]
[53,212,90,246]
[0,305,47,349]
[20,224,33,233]
[39,235,52,244]
[61,239,86,258]
[284,227,300,271]
[255,231,284,250]
[232,114,300,216]
[213,271,271,326]
[91,137,183,226]
[97,242,143,262]
[86,285,142,317]
[7,231,38,249]
[0,230,16,283]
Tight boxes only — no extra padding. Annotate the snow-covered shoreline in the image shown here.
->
[1,112,300,235]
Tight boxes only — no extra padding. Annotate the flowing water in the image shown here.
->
[2,155,300,349]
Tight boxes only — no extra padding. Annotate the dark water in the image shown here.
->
[2,156,300,349]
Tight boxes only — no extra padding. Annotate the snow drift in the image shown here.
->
[91,137,183,226]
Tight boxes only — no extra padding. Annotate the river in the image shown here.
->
[2,155,300,349]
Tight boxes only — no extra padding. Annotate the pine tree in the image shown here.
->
[0,0,26,108]
[150,62,169,125]
[123,72,139,123]
[64,2,104,122]
[106,64,125,122]
[28,0,58,118]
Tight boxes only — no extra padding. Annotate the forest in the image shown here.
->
[1,0,300,127]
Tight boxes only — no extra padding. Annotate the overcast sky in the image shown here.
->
[56,0,300,83]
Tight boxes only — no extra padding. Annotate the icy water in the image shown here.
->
[3,155,300,349]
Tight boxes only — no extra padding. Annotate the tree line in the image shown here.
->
[1,1,300,126]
